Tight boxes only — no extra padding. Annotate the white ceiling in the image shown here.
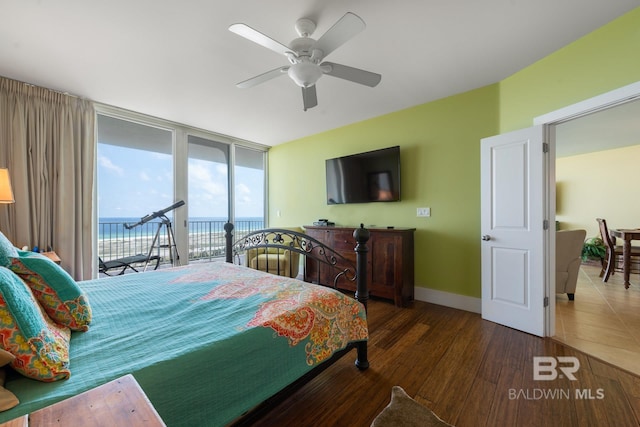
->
[0,0,638,147]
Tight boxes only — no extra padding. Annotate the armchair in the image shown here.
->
[556,229,586,300]
[246,227,304,278]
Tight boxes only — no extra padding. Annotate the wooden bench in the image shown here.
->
[0,375,165,426]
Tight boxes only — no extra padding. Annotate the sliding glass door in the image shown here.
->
[96,115,174,265]
[234,146,265,230]
[187,135,229,261]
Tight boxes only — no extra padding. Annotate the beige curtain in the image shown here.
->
[0,77,95,280]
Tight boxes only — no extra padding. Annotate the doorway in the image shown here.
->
[481,81,640,339]
[537,80,640,374]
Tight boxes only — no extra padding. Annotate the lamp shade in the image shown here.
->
[0,168,15,203]
[287,61,323,88]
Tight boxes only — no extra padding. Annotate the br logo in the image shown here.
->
[533,356,580,381]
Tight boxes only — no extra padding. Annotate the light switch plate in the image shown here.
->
[417,207,431,217]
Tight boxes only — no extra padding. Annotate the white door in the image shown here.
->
[481,125,548,337]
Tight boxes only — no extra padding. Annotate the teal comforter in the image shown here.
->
[0,262,368,426]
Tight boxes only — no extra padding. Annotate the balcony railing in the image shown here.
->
[98,219,264,266]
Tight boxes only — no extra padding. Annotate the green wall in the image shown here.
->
[268,6,640,300]
[269,86,499,298]
[499,7,640,132]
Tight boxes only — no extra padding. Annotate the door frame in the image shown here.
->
[533,80,640,336]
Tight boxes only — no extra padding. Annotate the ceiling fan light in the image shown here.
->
[288,62,322,88]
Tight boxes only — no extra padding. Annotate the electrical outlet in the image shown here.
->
[417,207,431,217]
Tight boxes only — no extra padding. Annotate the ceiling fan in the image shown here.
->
[229,12,381,111]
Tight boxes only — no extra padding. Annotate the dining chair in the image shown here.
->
[596,218,640,282]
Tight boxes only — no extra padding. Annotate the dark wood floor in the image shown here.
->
[251,298,640,427]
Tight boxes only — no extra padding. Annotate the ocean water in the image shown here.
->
[98,217,264,240]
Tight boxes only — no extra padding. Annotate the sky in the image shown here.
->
[97,144,264,219]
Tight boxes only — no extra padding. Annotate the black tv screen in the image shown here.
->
[326,146,401,204]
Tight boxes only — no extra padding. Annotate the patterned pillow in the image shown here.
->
[9,250,92,331]
[0,267,71,382]
[0,231,18,268]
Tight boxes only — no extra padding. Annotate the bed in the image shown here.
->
[0,224,370,426]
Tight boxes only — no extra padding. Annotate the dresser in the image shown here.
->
[304,225,415,307]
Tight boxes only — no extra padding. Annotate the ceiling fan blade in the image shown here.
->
[229,23,291,56]
[236,66,289,88]
[301,85,318,111]
[321,62,381,87]
[315,12,366,58]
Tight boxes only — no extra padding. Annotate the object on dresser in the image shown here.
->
[313,219,335,226]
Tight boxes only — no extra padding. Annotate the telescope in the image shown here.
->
[124,200,185,230]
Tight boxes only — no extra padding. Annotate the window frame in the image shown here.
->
[94,104,269,269]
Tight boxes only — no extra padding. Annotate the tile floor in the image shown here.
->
[554,263,640,376]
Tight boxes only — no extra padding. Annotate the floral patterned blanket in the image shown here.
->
[1,261,368,426]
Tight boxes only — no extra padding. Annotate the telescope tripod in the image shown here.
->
[146,215,180,270]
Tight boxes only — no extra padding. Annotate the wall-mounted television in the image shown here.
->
[326,146,401,204]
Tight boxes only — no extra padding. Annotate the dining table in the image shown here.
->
[610,228,640,289]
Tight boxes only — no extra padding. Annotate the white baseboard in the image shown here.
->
[413,286,481,314]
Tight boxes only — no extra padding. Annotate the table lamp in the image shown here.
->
[0,168,15,204]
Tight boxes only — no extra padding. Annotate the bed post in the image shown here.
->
[353,224,370,370]
[224,222,234,263]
